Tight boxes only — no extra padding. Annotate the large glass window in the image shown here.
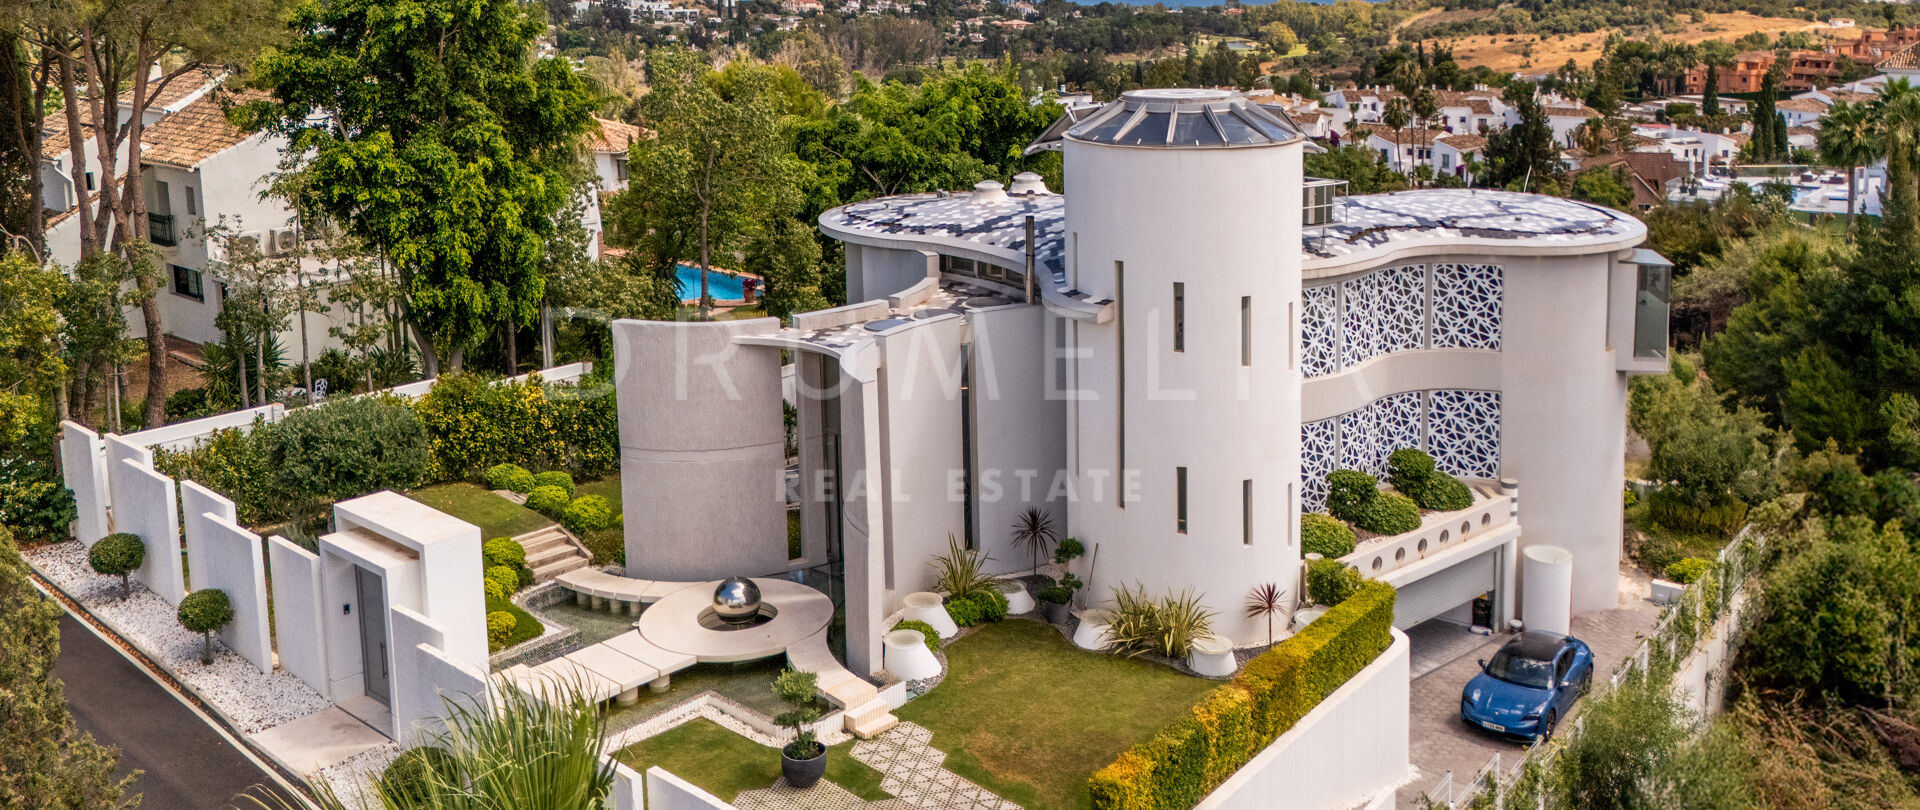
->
[1634,262,1670,360]
[940,254,1025,291]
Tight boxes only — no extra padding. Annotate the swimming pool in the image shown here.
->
[675,264,748,301]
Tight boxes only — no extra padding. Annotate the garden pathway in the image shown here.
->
[731,722,1019,810]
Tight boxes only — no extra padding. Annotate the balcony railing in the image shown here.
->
[148,213,177,246]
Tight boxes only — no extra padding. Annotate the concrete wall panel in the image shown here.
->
[108,457,185,605]
[190,511,273,673]
[645,766,739,810]
[390,606,487,746]
[268,535,329,694]
[179,481,236,588]
[968,305,1071,576]
[875,316,968,595]
[60,422,110,545]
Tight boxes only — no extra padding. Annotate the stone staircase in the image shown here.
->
[518,525,592,582]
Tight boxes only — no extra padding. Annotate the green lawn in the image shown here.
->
[408,482,553,539]
[897,620,1215,810]
[612,718,888,801]
[487,593,543,652]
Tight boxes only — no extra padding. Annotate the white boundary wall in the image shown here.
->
[179,481,234,587]
[190,510,274,673]
[391,606,488,746]
[60,422,110,545]
[103,436,187,606]
[268,536,329,694]
[643,766,738,810]
[608,759,647,810]
[121,403,285,453]
[1195,629,1412,810]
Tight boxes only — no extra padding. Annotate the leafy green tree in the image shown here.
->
[742,218,829,322]
[1746,516,1920,702]
[177,589,234,665]
[1628,360,1779,510]
[1485,83,1561,190]
[1570,166,1634,210]
[1304,145,1408,194]
[240,0,597,373]
[0,524,141,809]
[0,253,64,444]
[206,219,298,408]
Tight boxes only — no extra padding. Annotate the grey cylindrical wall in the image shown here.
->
[612,318,788,581]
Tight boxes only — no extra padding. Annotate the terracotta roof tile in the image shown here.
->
[140,87,269,169]
[586,116,649,153]
[1776,98,1829,113]
[1882,40,1920,70]
[1437,132,1486,150]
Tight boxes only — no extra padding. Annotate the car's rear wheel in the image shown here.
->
[1540,710,1558,741]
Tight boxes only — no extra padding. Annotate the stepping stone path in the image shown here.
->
[731,722,1018,810]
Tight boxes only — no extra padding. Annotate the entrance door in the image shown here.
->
[354,566,390,705]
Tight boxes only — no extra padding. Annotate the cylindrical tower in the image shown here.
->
[1062,89,1307,645]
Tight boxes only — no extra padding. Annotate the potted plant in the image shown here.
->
[1039,572,1082,624]
[773,668,826,788]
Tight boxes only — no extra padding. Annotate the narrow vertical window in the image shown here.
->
[1117,261,1127,507]
[84,171,95,191]
[1172,282,1185,352]
[1240,296,1252,366]
[1176,467,1188,534]
[1242,479,1253,545]
[1287,301,1297,370]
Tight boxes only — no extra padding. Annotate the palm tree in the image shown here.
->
[1876,80,1920,201]
[1244,582,1288,646]
[1383,97,1412,177]
[1819,100,1879,238]
[1011,508,1059,574]
[1412,88,1439,183]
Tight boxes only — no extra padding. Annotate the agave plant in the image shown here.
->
[250,677,612,809]
[929,534,999,601]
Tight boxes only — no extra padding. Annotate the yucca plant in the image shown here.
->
[929,534,999,601]
[249,678,612,809]
[1104,584,1217,659]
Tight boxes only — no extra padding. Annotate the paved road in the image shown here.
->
[56,613,298,810]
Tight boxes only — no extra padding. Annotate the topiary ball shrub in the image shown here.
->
[484,577,508,602]
[561,495,614,534]
[89,533,146,599]
[945,594,984,627]
[1410,475,1474,512]
[1306,558,1363,606]
[1301,513,1358,558]
[968,588,1010,623]
[487,611,518,649]
[525,485,570,517]
[485,565,521,597]
[531,471,575,498]
[485,463,536,494]
[1353,492,1422,535]
[177,588,235,665]
[1665,557,1712,585]
[482,537,526,569]
[1324,470,1380,522]
[1385,448,1436,488]
[892,619,941,652]
[380,746,457,808]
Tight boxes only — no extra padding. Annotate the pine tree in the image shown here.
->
[0,524,141,809]
[1703,65,1720,117]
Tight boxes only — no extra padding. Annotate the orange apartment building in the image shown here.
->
[1682,26,1920,94]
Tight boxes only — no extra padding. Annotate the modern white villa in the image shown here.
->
[43,87,1669,810]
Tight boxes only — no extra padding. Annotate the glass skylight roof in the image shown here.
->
[1063,88,1304,149]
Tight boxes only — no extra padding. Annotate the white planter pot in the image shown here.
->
[998,580,1035,615]
[902,591,959,638]
[884,629,941,681]
[1291,606,1329,630]
[1072,609,1112,651]
[1187,634,1237,677]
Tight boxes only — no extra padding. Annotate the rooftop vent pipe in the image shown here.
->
[1009,172,1049,195]
[972,180,1008,204]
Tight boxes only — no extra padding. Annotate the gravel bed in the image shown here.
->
[317,742,401,806]
[27,540,331,734]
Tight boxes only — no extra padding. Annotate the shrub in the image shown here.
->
[484,577,509,602]
[1105,584,1217,659]
[968,588,1010,623]
[0,463,78,547]
[892,619,941,652]
[1353,492,1421,535]
[486,565,521,596]
[414,372,618,481]
[482,538,527,569]
[561,495,614,534]
[532,471,575,498]
[525,485,571,516]
[1300,514,1356,558]
[380,746,458,808]
[177,588,235,665]
[264,394,433,518]
[1324,470,1379,521]
[485,463,536,493]
[1054,536,1086,564]
[1665,557,1712,585]
[1090,582,1396,810]
[929,534,998,601]
[1306,558,1362,607]
[89,533,146,599]
[773,669,823,760]
[1407,475,1474,511]
[1385,448,1436,486]
[487,611,518,649]
[945,595,984,627]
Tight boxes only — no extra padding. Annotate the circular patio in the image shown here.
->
[635,577,835,663]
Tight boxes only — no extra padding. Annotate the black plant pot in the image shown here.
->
[782,744,828,789]
[1044,600,1072,624]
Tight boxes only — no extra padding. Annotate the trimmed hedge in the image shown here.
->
[525,485,570,516]
[1306,558,1363,606]
[1324,470,1378,520]
[1386,448,1474,511]
[485,463,536,493]
[1300,514,1356,558]
[1089,582,1396,810]
[532,471,575,497]
[1665,557,1712,585]
[561,495,614,534]
[945,588,1009,627]
[892,619,941,652]
[482,537,526,569]
[486,611,518,649]
[1352,492,1421,535]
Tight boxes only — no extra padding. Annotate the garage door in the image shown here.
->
[1393,547,1500,629]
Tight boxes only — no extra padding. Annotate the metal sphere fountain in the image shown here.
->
[712,577,763,626]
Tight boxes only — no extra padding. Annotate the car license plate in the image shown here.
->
[1481,721,1505,733]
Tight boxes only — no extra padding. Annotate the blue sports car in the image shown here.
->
[1460,630,1593,740]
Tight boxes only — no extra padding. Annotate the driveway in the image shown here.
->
[56,613,298,810]
[1397,568,1662,808]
